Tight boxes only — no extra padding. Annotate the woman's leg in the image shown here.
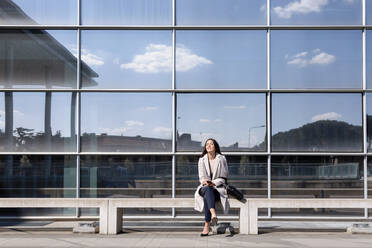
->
[200,186,217,221]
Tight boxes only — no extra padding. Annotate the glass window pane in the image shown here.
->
[0,92,77,152]
[271,30,362,89]
[272,93,362,152]
[271,0,361,25]
[81,93,172,152]
[0,30,78,89]
[0,155,76,198]
[81,31,172,89]
[82,0,171,25]
[367,0,372,25]
[0,0,77,25]
[177,94,266,151]
[80,155,172,215]
[176,0,266,25]
[367,94,372,151]
[176,31,266,89]
[176,155,267,216]
[272,156,363,217]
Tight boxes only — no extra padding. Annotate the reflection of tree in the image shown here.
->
[14,127,34,151]
[258,120,362,151]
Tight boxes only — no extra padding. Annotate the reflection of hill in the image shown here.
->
[266,120,362,152]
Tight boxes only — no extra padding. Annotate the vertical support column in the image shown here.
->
[99,200,109,235]
[171,1,177,218]
[76,26,82,217]
[108,201,123,234]
[362,0,368,216]
[248,201,258,235]
[267,25,272,217]
[239,201,249,234]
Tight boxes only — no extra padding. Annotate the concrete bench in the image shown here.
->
[108,198,248,234]
[0,198,109,234]
[246,199,372,234]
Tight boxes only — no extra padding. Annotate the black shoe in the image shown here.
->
[200,232,209,237]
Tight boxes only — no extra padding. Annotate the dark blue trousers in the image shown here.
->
[199,186,220,222]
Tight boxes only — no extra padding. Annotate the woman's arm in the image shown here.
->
[212,156,229,187]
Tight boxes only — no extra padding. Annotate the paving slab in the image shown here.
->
[0,231,372,248]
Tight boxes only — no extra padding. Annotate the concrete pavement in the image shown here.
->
[0,231,372,247]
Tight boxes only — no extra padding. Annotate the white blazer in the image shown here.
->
[194,153,230,214]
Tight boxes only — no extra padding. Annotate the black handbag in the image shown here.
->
[224,183,244,201]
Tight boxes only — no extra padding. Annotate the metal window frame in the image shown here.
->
[0,0,371,220]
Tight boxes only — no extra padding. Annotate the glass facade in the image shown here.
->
[0,0,371,219]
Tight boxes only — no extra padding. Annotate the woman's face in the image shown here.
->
[205,139,216,153]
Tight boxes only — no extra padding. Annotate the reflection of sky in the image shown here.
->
[271,0,361,25]
[81,93,172,139]
[176,30,266,89]
[81,30,172,89]
[271,30,362,89]
[366,31,372,89]
[272,93,362,135]
[0,93,73,137]
[10,0,76,25]
[177,94,266,147]
[82,0,172,25]
[176,0,266,25]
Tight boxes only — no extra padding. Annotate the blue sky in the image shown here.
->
[177,93,266,148]
[271,30,362,89]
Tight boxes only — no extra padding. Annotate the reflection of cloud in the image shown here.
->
[125,120,144,127]
[177,45,213,72]
[286,49,335,67]
[139,106,158,111]
[121,43,212,73]
[72,48,104,66]
[81,49,104,66]
[309,52,336,65]
[0,110,25,117]
[274,0,328,19]
[200,119,222,123]
[223,105,246,110]
[312,112,342,122]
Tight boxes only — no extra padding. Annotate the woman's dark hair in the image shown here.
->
[200,138,222,157]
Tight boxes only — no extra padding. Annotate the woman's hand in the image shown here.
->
[202,179,209,186]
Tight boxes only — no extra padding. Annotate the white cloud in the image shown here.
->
[0,110,25,117]
[125,120,144,127]
[199,118,222,123]
[176,45,213,72]
[223,105,246,110]
[311,112,342,122]
[286,49,335,68]
[200,119,211,123]
[73,48,104,66]
[139,106,158,111]
[120,43,212,73]
[287,57,308,68]
[309,52,336,65]
[312,48,322,54]
[273,0,328,19]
